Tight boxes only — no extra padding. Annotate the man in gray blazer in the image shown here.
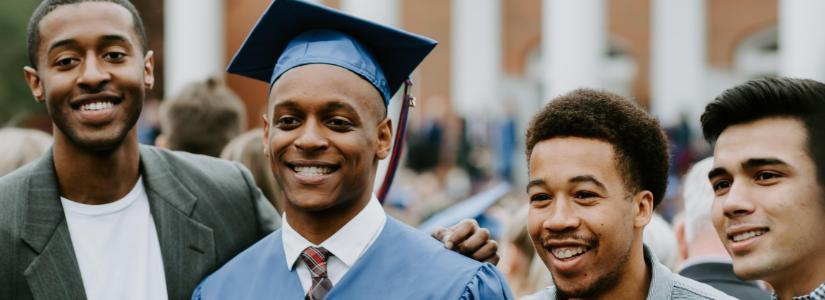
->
[0,1,281,299]
[0,147,280,300]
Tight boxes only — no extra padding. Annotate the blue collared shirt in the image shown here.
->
[523,245,735,300]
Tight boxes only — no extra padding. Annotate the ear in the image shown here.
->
[23,66,44,102]
[375,118,393,160]
[262,113,271,156]
[143,50,155,90]
[674,219,689,261]
[632,190,654,229]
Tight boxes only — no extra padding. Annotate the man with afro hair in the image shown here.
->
[524,89,731,299]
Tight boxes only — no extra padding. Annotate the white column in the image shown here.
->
[779,0,825,82]
[451,0,502,117]
[341,0,399,27]
[650,0,706,128]
[164,0,224,97]
[542,0,606,102]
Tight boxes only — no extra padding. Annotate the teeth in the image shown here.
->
[732,230,767,242]
[80,101,114,111]
[294,166,333,176]
[551,247,588,259]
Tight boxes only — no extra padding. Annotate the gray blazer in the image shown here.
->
[0,145,281,300]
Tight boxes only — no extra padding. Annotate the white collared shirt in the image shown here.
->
[282,195,387,294]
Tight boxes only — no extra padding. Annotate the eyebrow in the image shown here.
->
[741,158,788,172]
[708,157,788,180]
[320,101,359,116]
[99,34,131,46]
[47,34,131,54]
[272,100,361,117]
[273,100,300,111]
[708,167,728,180]
[526,179,545,193]
[569,175,607,190]
[525,175,607,193]
[47,39,78,54]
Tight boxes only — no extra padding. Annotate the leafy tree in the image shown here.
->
[0,1,46,127]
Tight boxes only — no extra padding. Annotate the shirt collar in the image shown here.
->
[282,194,387,270]
[644,244,675,300]
[773,281,825,300]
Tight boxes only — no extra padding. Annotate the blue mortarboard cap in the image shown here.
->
[227,0,437,106]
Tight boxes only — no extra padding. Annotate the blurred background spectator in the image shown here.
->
[0,128,52,177]
[643,213,679,270]
[156,76,246,157]
[221,128,283,213]
[499,205,551,298]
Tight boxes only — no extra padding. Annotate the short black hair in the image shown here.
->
[525,89,670,207]
[701,77,825,190]
[27,0,148,68]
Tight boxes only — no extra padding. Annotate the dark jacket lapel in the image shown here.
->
[139,146,216,300]
[21,150,87,300]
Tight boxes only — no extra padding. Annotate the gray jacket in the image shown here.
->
[524,245,735,300]
[0,145,280,300]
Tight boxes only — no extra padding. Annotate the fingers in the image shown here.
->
[431,219,499,264]
[431,226,449,243]
[454,226,489,255]
[472,240,500,265]
[443,219,479,249]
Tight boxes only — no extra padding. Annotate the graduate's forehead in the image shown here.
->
[268,64,384,119]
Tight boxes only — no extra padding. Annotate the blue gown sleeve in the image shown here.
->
[459,263,514,300]
[190,281,205,300]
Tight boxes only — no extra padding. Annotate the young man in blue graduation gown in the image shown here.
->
[192,1,513,299]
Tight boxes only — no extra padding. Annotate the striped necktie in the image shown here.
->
[300,246,334,300]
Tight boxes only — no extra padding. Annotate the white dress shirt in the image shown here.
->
[282,195,387,294]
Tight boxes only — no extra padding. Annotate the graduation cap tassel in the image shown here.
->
[377,79,415,203]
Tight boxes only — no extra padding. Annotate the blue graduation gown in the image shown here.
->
[192,217,513,299]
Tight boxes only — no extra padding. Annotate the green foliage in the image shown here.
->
[0,1,46,126]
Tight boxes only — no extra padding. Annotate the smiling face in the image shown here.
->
[527,137,652,298]
[24,2,154,153]
[264,64,392,218]
[709,117,825,287]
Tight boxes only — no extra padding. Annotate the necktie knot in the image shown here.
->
[300,246,332,278]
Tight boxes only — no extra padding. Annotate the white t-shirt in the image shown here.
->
[60,177,168,300]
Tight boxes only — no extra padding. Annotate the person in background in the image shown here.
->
[674,157,770,299]
[643,213,680,270]
[156,76,246,157]
[0,127,52,176]
[500,205,552,298]
[702,77,825,300]
[524,89,732,299]
[221,128,283,213]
